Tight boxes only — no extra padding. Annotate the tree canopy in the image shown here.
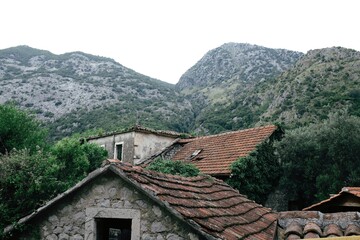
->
[0,104,107,236]
[0,104,47,155]
[277,112,360,209]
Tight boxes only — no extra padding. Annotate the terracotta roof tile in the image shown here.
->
[113,162,277,239]
[323,223,342,237]
[346,224,360,236]
[278,211,360,239]
[304,222,322,236]
[171,125,278,176]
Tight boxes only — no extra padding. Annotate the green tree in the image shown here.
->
[0,105,107,237]
[81,141,108,172]
[278,112,360,209]
[146,159,200,177]
[227,141,282,204]
[0,149,63,235]
[0,104,48,155]
[50,138,107,187]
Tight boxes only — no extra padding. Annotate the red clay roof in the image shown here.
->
[171,125,278,176]
[277,211,360,239]
[303,187,360,212]
[116,163,277,240]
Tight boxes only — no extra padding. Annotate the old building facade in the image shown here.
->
[87,126,181,165]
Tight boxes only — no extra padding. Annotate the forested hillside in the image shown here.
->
[182,46,360,133]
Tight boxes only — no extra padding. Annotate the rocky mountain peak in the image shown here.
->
[176,42,303,91]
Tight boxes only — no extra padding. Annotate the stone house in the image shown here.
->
[140,125,281,180]
[87,125,182,165]
[4,161,277,240]
[5,162,360,239]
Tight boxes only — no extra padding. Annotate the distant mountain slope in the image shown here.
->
[176,43,303,133]
[1,44,359,139]
[0,46,194,139]
[177,42,303,91]
[258,47,360,126]
[194,46,360,132]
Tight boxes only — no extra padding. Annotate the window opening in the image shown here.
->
[96,218,131,240]
[114,142,123,161]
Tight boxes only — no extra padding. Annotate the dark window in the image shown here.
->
[96,218,131,240]
[116,144,123,161]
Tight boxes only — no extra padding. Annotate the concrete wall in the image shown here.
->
[89,131,177,165]
[88,132,135,164]
[17,172,202,240]
[133,132,176,165]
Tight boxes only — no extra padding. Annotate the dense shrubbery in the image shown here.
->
[146,159,200,177]
[0,104,107,236]
[227,141,282,204]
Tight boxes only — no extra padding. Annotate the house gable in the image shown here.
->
[7,169,203,240]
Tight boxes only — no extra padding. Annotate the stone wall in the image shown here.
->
[18,172,202,240]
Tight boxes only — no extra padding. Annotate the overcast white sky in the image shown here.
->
[1,0,359,84]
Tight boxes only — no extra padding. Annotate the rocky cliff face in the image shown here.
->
[176,43,303,91]
[175,43,303,134]
[0,46,194,139]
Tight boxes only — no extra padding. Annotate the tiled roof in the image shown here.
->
[6,162,277,240]
[303,187,360,212]
[277,211,360,239]
[171,125,278,176]
[117,163,277,239]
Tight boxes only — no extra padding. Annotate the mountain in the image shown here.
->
[0,46,194,139]
[176,43,304,133]
[257,47,360,126]
[188,46,360,132]
[177,42,303,90]
[1,44,359,139]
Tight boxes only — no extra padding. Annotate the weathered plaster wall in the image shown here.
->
[88,132,135,164]
[18,172,201,240]
[133,133,176,164]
